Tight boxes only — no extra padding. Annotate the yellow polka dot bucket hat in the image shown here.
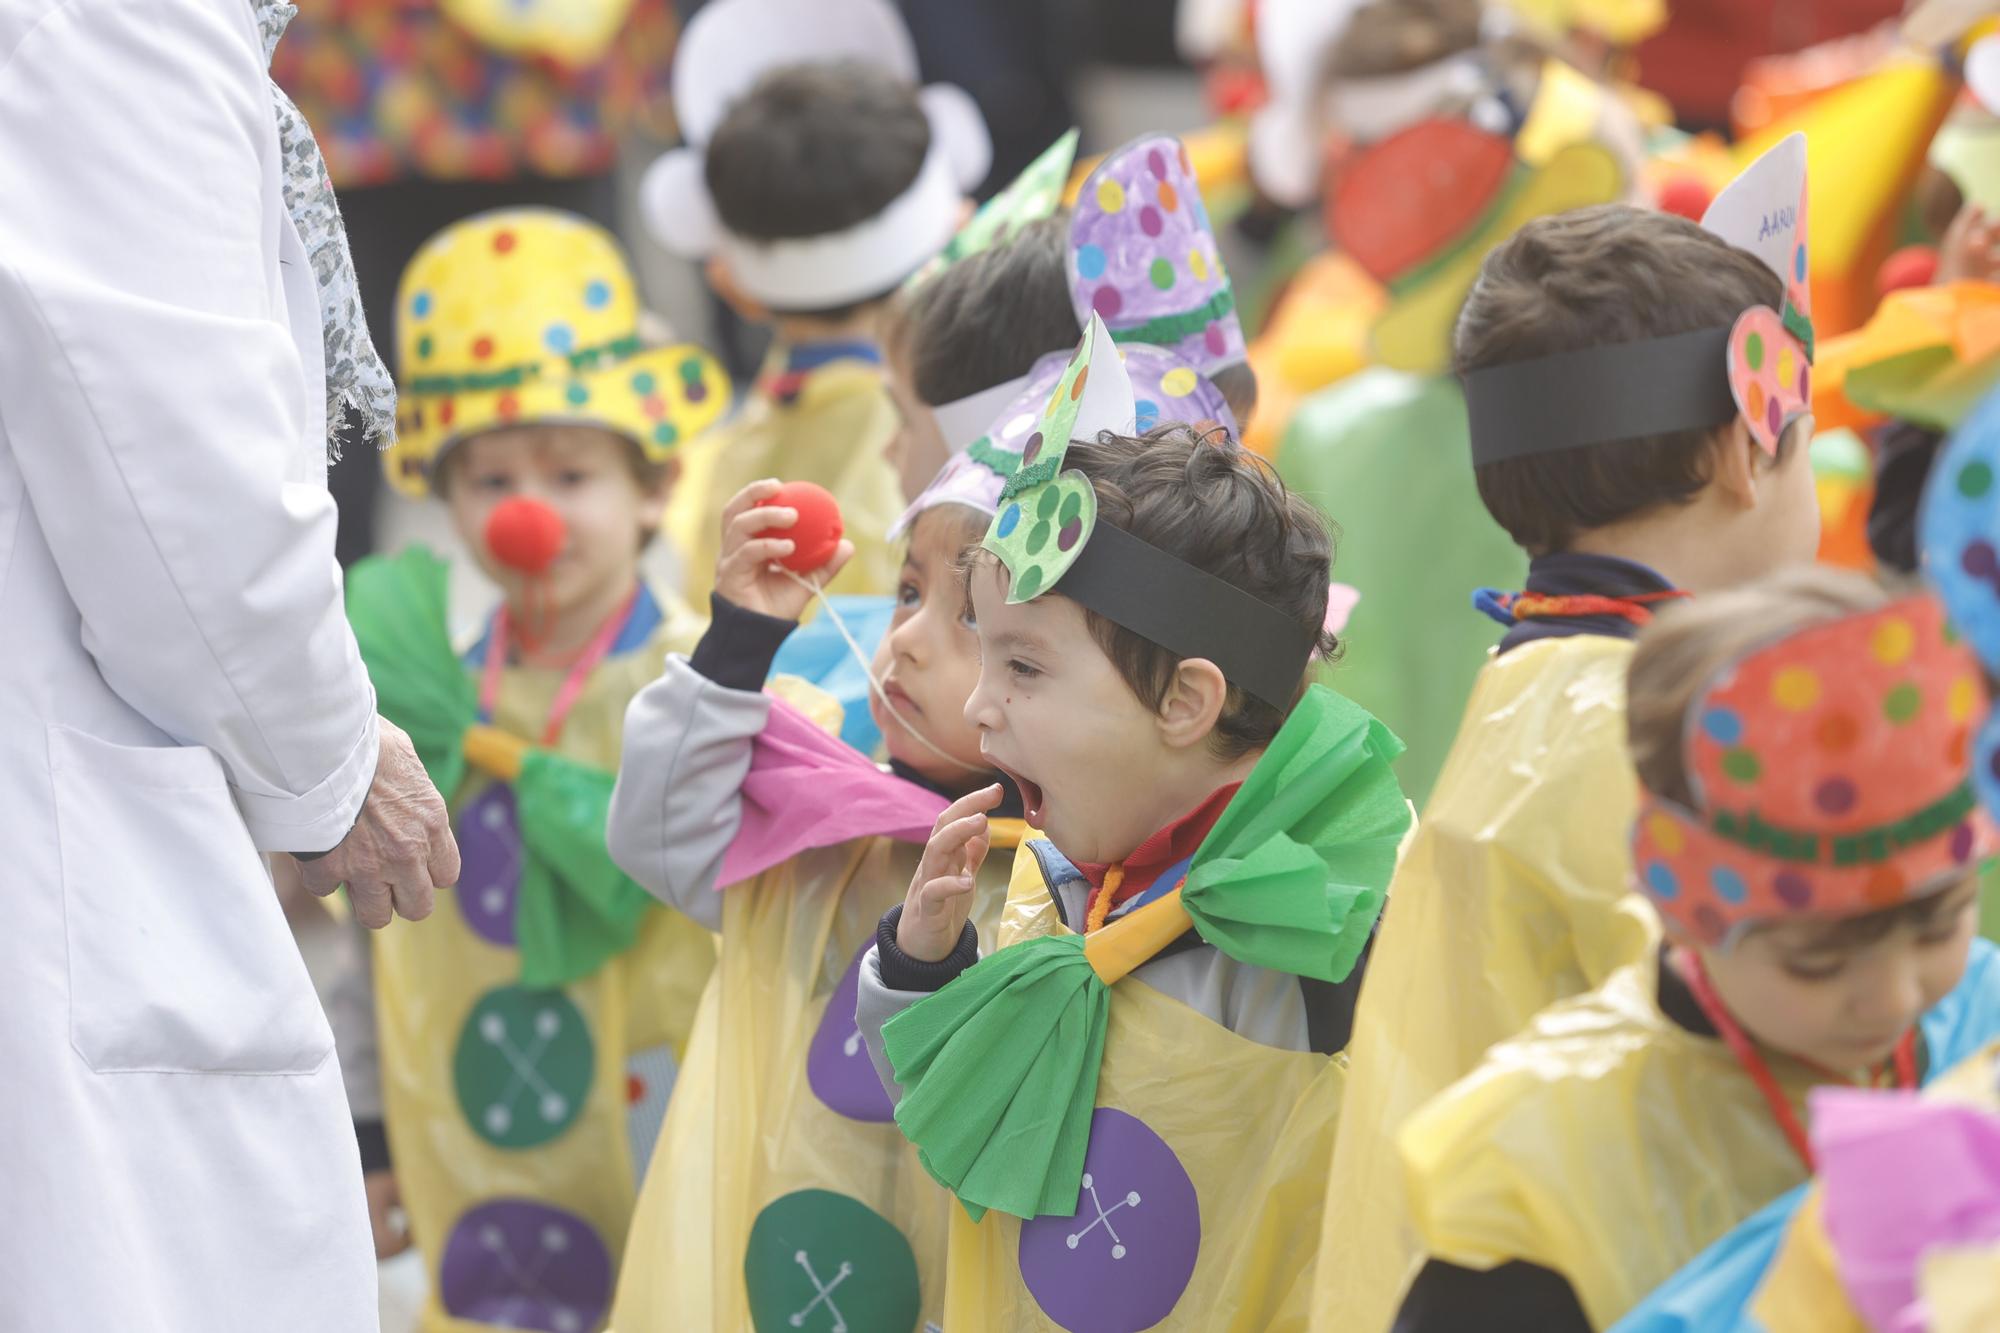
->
[387,207,730,498]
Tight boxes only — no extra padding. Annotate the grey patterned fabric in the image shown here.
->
[252,0,396,457]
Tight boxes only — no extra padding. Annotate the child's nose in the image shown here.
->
[964,663,1003,730]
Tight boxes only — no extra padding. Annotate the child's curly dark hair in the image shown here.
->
[1062,424,1341,759]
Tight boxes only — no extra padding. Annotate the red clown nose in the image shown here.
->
[754,481,844,574]
[484,496,567,575]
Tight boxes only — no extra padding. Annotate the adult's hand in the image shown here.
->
[295,717,457,928]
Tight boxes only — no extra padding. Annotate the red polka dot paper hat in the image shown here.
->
[1068,134,1246,377]
[386,208,729,499]
[1632,594,1996,947]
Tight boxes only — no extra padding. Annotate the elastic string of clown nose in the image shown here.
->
[776,565,987,777]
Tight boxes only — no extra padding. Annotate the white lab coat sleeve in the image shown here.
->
[0,0,378,853]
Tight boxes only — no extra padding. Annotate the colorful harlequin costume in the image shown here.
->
[1314,136,1826,1333]
[1393,592,1998,1332]
[639,0,992,603]
[268,0,680,188]
[850,318,1413,1331]
[354,209,728,1333]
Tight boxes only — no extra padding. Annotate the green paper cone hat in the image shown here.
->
[882,685,1411,1219]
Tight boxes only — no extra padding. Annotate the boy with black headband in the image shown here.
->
[1321,135,1826,1332]
[853,316,1414,1329]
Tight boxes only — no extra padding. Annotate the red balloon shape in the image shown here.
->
[1656,175,1714,223]
[484,496,567,575]
[755,481,844,573]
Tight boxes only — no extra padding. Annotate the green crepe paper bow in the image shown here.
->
[346,545,655,987]
[983,313,1131,603]
[882,685,1411,1220]
[345,545,474,798]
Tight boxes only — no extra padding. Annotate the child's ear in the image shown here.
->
[704,254,770,324]
[1156,658,1231,750]
[1710,417,1762,511]
[645,457,681,507]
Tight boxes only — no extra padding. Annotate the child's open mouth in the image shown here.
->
[986,752,1046,827]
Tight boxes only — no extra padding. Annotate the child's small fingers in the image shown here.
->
[721,479,784,525]
[727,505,797,547]
[921,813,988,881]
[933,784,1005,833]
[739,537,796,567]
[915,874,976,916]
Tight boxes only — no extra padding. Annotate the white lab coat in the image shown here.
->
[0,0,382,1327]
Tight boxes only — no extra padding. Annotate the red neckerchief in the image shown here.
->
[1075,783,1241,916]
[1679,948,1918,1171]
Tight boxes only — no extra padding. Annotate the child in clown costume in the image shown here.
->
[639,0,992,600]
[852,315,1413,1332]
[601,248,1246,1333]
[352,208,728,1333]
[1607,303,2000,1333]
[1320,137,1829,1333]
[1391,566,2000,1331]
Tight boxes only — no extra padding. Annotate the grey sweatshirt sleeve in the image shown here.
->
[853,944,928,1106]
[606,654,771,932]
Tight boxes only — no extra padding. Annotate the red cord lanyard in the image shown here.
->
[478,585,640,747]
[1680,949,1918,1171]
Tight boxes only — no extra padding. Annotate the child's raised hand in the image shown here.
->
[715,479,854,622]
[897,784,1006,963]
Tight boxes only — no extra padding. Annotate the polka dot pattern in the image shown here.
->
[1726,305,1810,456]
[386,208,733,499]
[1633,595,1995,945]
[1067,133,1245,375]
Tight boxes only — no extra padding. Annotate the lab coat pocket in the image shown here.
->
[49,726,336,1075]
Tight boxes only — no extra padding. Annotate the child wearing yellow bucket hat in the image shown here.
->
[1392,567,1999,1332]
[349,205,731,1333]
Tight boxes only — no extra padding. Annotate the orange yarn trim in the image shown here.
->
[1085,865,1126,934]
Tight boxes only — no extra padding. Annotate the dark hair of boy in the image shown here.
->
[704,60,933,320]
[893,215,1081,406]
[1454,204,1789,554]
[1060,425,1341,759]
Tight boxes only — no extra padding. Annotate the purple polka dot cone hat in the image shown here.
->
[386,208,731,499]
[1068,134,1246,377]
[1631,594,1996,947]
[893,339,1235,540]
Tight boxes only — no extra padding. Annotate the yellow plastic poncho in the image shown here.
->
[1313,634,1659,1332]
[1398,949,1821,1332]
[664,350,906,602]
[608,821,1028,1333]
[936,846,1346,1333]
[373,602,717,1333]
